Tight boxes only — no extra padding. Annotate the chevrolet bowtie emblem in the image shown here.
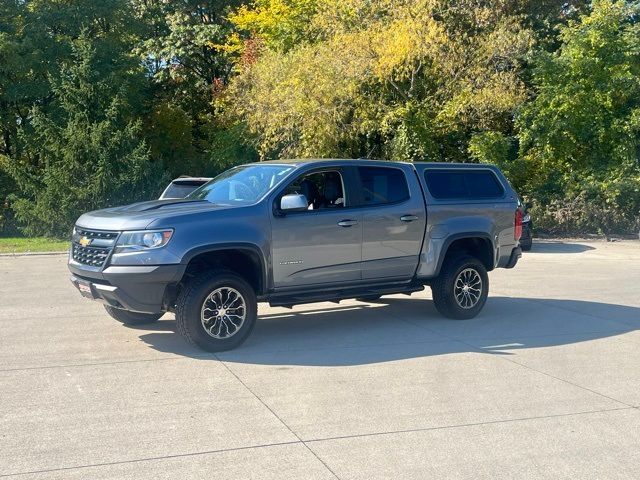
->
[78,236,92,247]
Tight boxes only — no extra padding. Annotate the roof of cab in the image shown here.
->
[413,161,499,169]
[251,158,498,169]
[251,158,410,167]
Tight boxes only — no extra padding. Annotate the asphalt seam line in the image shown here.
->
[397,298,637,409]
[303,405,635,444]
[1,406,634,478]
[0,356,209,373]
[214,355,342,480]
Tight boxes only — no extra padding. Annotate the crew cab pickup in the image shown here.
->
[69,159,523,351]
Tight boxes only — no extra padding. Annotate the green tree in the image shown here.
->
[1,36,164,237]
[0,0,49,228]
[135,0,255,178]
[517,0,640,233]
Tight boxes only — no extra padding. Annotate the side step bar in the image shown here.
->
[267,284,425,308]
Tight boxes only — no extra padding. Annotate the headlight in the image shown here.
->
[114,229,173,253]
[523,214,531,223]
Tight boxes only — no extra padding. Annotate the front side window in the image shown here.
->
[282,170,346,210]
[424,170,504,200]
[188,165,294,204]
[358,167,410,206]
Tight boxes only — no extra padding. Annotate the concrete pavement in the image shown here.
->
[0,240,639,479]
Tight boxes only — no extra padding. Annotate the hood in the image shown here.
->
[75,199,220,231]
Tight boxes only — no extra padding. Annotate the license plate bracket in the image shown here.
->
[76,280,95,299]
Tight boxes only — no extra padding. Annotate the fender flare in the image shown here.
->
[179,242,269,295]
[434,232,494,276]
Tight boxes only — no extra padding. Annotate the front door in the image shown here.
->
[271,168,362,288]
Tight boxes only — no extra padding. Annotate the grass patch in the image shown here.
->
[0,237,69,254]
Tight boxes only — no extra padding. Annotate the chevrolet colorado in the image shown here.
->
[69,159,522,351]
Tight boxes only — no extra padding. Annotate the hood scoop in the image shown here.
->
[118,199,210,213]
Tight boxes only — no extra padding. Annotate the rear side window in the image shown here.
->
[358,167,410,205]
[424,170,504,200]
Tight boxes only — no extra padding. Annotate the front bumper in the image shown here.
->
[69,261,185,313]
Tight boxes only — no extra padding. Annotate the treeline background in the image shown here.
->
[0,0,638,238]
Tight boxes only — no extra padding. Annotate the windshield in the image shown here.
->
[187,164,295,204]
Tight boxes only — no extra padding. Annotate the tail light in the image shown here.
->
[514,208,523,241]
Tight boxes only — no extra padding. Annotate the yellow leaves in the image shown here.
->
[220,32,244,55]
[372,13,447,82]
[229,0,318,51]
[230,2,280,34]
[228,0,536,157]
[229,33,379,157]
[438,71,527,130]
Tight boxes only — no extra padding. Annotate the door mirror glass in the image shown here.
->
[280,193,308,212]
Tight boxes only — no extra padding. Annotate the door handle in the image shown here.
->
[337,219,358,227]
[400,215,419,222]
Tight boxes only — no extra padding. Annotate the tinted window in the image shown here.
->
[425,171,467,199]
[283,170,346,210]
[358,167,409,205]
[466,171,505,197]
[424,170,504,200]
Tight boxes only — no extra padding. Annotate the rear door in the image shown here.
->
[271,166,363,288]
[356,164,426,280]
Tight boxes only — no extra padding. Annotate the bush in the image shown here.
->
[531,180,640,237]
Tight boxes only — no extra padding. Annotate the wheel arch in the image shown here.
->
[435,233,494,276]
[179,243,268,296]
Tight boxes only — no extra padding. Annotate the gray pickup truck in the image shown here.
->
[69,159,523,351]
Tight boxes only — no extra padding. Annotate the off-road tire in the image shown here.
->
[175,270,257,352]
[104,305,163,325]
[431,254,489,320]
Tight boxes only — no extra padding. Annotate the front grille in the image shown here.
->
[72,228,118,268]
[72,244,111,267]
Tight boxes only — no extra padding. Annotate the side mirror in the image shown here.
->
[280,193,308,213]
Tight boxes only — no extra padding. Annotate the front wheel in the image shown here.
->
[431,255,489,320]
[175,270,257,352]
[104,305,162,325]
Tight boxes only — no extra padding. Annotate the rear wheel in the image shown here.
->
[104,305,162,325]
[175,270,257,352]
[431,255,488,320]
